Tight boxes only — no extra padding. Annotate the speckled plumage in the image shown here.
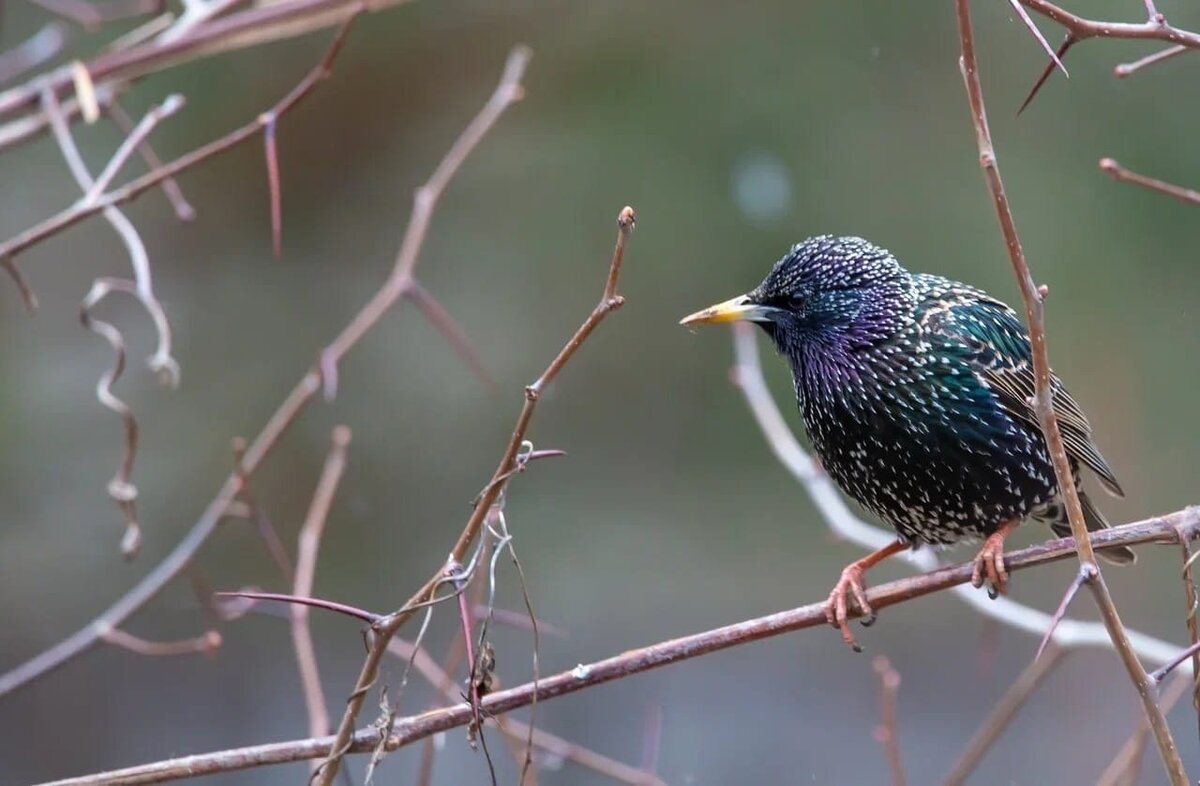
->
[744,235,1133,562]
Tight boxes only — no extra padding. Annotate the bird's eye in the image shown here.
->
[788,293,806,309]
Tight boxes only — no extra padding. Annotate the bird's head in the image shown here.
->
[680,235,912,356]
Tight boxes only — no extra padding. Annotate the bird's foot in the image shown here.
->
[825,564,874,653]
[971,519,1019,598]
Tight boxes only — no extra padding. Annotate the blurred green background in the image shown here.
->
[1,1,1198,783]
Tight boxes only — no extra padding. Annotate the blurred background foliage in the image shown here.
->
[1,0,1198,783]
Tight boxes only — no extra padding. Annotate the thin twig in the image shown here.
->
[1150,640,1200,684]
[99,626,221,657]
[106,99,195,220]
[1179,529,1200,744]
[1115,44,1188,77]
[1034,563,1094,662]
[0,11,361,263]
[1009,0,1068,77]
[1018,0,1200,48]
[955,3,1186,782]
[871,656,905,786]
[0,14,362,702]
[943,644,1067,786]
[1100,158,1200,206]
[292,426,352,765]
[314,193,632,785]
[38,512,1200,785]
[0,0,414,130]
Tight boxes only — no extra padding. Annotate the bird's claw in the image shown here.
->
[971,536,1010,598]
[825,564,874,652]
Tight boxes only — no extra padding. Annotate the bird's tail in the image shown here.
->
[1046,491,1136,565]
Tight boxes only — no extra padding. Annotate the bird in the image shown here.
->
[680,235,1133,651]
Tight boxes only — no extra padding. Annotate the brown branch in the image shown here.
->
[943,644,1067,785]
[387,635,664,786]
[955,3,1186,782]
[0,20,477,702]
[1115,44,1189,77]
[314,197,632,785]
[871,656,905,786]
[1018,0,1200,48]
[1100,158,1200,206]
[106,99,195,221]
[0,0,413,131]
[292,425,351,761]
[1178,529,1200,742]
[38,509,1200,786]
[0,10,360,264]
[99,626,221,657]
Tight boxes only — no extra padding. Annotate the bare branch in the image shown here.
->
[106,100,195,221]
[1018,0,1200,48]
[0,11,361,263]
[314,191,632,783]
[1115,44,1188,77]
[955,3,1185,781]
[1034,563,1094,662]
[99,626,220,658]
[0,15,361,701]
[1100,157,1200,206]
[292,426,352,762]
[312,47,538,785]
[38,510,1200,786]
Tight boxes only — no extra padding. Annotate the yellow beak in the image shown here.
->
[679,294,778,326]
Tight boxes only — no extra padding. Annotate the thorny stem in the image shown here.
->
[313,204,635,785]
[0,9,361,263]
[39,509,1200,786]
[955,2,1185,782]
[309,47,536,786]
[0,16,378,701]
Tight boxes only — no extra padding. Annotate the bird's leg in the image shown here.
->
[825,539,911,652]
[971,518,1021,598]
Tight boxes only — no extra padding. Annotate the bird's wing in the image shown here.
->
[923,286,1124,497]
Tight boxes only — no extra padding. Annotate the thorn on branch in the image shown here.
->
[216,591,381,624]
[1017,33,1075,115]
[1009,0,1069,78]
[262,113,282,259]
[1,256,38,312]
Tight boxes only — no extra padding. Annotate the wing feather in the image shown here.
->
[922,283,1124,497]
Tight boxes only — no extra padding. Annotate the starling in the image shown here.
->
[681,235,1134,651]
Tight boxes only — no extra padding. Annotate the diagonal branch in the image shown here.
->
[955,2,1186,781]
[313,201,634,785]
